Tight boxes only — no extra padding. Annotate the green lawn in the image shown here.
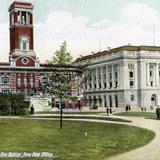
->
[115,112,157,119]
[0,118,155,160]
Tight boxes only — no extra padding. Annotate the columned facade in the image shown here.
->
[75,46,160,108]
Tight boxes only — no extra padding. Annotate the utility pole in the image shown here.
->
[60,92,63,129]
[153,22,156,46]
[99,39,101,52]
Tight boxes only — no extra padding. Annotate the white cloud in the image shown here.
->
[34,3,160,62]
[0,3,160,63]
[0,23,9,62]
[120,3,159,27]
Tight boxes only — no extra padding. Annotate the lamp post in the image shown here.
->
[77,95,81,112]
[60,92,63,129]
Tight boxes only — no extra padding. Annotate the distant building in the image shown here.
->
[75,45,160,108]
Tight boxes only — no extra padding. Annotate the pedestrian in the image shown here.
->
[106,107,109,116]
[156,106,160,120]
[110,107,112,115]
[150,105,153,111]
[30,105,34,115]
[128,104,131,110]
[125,104,128,112]
[141,107,143,112]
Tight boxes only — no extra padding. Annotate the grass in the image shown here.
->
[0,118,155,160]
[115,112,157,120]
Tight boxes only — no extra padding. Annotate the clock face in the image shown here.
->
[22,57,29,65]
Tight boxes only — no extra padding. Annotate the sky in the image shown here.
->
[1,0,160,62]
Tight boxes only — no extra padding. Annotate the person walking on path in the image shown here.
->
[141,107,143,112]
[110,107,112,115]
[125,104,128,112]
[106,107,109,116]
[30,105,34,115]
[156,106,160,120]
[128,104,131,111]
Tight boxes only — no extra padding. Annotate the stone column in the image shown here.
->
[96,67,99,90]
[156,63,159,86]
[20,11,22,24]
[146,63,149,86]
[101,66,104,89]
[106,65,108,88]
[112,64,114,88]
[154,64,156,86]
[101,95,104,107]
[91,69,94,90]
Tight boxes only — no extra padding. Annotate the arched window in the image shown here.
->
[20,36,29,51]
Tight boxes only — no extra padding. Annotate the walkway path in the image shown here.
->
[108,116,160,160]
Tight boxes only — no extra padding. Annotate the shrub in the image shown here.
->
[0,93,29,116]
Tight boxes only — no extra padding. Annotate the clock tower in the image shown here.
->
[9,1,37,67]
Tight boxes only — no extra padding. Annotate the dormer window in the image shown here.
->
[20,36,29,51]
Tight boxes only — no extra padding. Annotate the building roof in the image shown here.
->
[0,62,10,66]
[74,45,160,62]
[9,1,33,12]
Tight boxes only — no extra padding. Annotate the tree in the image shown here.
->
[46,41,72,65]
[46,41,73,129]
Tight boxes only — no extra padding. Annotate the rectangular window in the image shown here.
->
[24,88,28,96]
[17,78,21,85]
[150,71,152,77]
[151,81,153,86]
[21,11,26,24]
[109,82,112,88]
[2,77,9,84]
[115,81,118,88]
[89,84,91,89]
[109,73,112,79]
[24,78,27,85]
[23,42,27,50]
[30,78,33,87]
[99,83,101,89]
[130,81,134,87]
[104,82,107,88]
[129,71,134,78]
[115,72,118,79]
[94,84,96,89]
[2,89,9,94]
[17,89,21,95]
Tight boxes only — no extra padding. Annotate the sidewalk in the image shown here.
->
[108,116,160,160]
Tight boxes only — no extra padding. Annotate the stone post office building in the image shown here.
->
[75,45,160,108]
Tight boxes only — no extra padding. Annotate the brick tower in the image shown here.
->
[8,1,40,96]
[8,1,38,67]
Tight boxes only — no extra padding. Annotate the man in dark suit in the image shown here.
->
[156,106,160,120]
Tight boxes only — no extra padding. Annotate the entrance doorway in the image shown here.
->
[109,95,112,108]
[151,94,157,107]
[115,95,118,107]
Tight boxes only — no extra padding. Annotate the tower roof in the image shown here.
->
[9,1,33,12]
